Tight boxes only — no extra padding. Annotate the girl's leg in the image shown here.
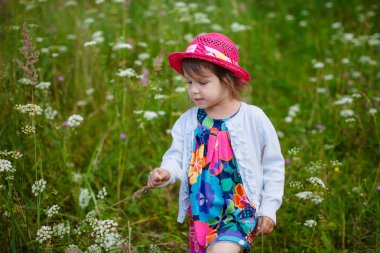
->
[206,242,242,253]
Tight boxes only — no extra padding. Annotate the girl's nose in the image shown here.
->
[189,84,199,94]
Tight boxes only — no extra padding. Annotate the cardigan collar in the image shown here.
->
[185,101,247,134]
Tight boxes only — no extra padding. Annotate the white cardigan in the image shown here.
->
[160,102,285,224]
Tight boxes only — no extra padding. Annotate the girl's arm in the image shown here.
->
[256,110,285,225]
[156,114,186,187]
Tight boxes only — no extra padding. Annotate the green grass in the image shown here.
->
[0,0,379,252]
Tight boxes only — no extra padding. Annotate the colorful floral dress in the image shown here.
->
[188,109,258,253]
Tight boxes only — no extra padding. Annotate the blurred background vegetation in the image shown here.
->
[0,0,379,252]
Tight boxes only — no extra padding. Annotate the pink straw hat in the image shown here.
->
[168,33,250,84]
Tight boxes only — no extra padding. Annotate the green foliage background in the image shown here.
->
[0,0,379,252]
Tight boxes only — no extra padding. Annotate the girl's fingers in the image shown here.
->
[255,216,274,236]
[147,168,170,188]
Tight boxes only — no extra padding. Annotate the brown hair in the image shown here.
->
[182,58,246,100]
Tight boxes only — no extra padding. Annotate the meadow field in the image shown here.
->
[0,0,379,252]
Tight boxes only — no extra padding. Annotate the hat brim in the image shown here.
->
[168,52,250,84]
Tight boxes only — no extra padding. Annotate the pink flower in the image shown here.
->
[119,133,127,140]
[316,123,326,131]
[285,159,291,165]
[57,75,64,82]
[376,186,380,191]
[63,121,69,127]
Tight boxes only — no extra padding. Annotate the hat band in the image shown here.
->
[185,44,239,66]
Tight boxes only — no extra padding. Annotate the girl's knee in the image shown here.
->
[206,242,242,253]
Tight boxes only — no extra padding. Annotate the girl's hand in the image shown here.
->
[147,168,171,188]
[255,216,275,236]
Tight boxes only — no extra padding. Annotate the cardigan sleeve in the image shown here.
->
[159,114,185,186]
[256,110,285,224]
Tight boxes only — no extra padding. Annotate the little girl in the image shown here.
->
[147,33,285,253]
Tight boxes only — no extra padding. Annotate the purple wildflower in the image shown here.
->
[119,133,127,140]
[377,186,380,191]
[316,123,326,131]
[63,121,69,127]
[57,75,64,82]
[285,159,291,165]
[140,69,149,85]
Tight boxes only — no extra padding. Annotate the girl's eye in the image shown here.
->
[186,81,192,85]
[199,81,208,85]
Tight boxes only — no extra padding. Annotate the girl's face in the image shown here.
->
[184,68,232,113]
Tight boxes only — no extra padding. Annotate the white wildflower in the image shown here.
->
[18,77,35,85]
[143,111,158,120]
[44,106,58,120]
[52,222,70,238]
[231,22,251,32]
[194,12,210,24]
[340,109,355,118]
[309,77,317,83]
[86,88,94,96]
[307,160,323,173]
[36,225,53,243]
[138,42,148,47]
[351,93,362,98]
[288,147,300,156]
[304,219,317,227]
[298,20,308,27]
[91,219,118,237]
[66,114,84,127]
[334,96,353,105]
[285,14,295,21]
[369,108,378,115]
[330,160,342,166]
[0,159,15,173]
[154,94,168,100]
[150,244,161,253]
[105,92,114,101]
[313,62,324,69]
[32,179,47,196]
[289,180,303,189]
[323,74,334,81]
[21,125,35,134]
[211,24,222,31]
[184,33,194,43]
[15,104,43,117]
[72,172,83,183]
[295,191,313,200]
[117,68,137,78]
[84,41,97,47]
[345,117,356,123]
[97,187,107,199]
[331,22,341,29]
[351,71,361,78]
[285,116,292,123]
[307,177,326,189]
[316,87,327,93]
[342,58,350,64]
[276,131,284,138]
[85,244,102,253]
[138,53,150,61]
[79,188,91,209]
[133,110,143,115]
[36,81,51,90]
[46,205,60,218]
[113,42,133,50]
[174,87,186,93]
[96,232,125,251]
[311,194,324,204]
[92,31,104,43]
[288,104,300,117]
